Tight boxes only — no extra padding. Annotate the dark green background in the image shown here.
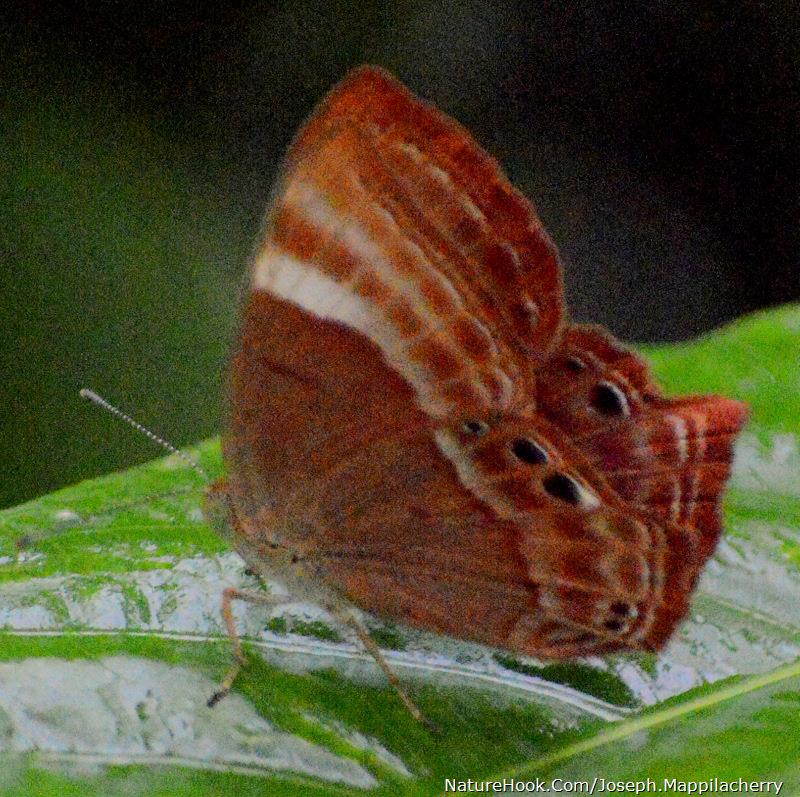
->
[3,3,798,509]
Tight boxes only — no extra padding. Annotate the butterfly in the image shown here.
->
[207,66,748,713]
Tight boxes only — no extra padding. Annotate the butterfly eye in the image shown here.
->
[462,419,489,436]
[590,381,630,417]
[511,437,548,465]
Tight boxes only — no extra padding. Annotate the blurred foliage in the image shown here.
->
[2,86,247,509]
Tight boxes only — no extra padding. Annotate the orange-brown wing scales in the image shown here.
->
[288,66,565,360]
[372,134,544,363]
[227,296,674,657]
[636,397,747,559]
[224,293,423,523]
[433,415,675,652]
[538,325,748,566]
[256,126,526,418]
[254,300,684,655]
[643,520,700,647]
[339,565,537,646]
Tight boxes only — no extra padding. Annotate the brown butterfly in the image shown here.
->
[207,66,748,720]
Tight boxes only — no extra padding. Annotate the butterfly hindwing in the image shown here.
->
[537,325,748,563]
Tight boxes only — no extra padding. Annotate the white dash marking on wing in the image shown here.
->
[669,477,682,521]
[462,196,486,223]
[666,414,689,465]
[690,410,708,459]
[261,176,516,416]
[398,142,424,163]
[428,163,453,187]
[434,430,515,518]
[254,248,371,330]
[575,483,601,511]
[253,247,454,417]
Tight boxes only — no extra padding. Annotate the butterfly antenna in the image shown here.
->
[79,388,209,481]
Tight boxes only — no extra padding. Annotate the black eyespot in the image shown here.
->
[610,601,633,617]
[590,381,629,417]
[511,437,548,465]
[565,356,587,372]
[604,618,624,632]
[462,419,489,436]
[542,473,582,506]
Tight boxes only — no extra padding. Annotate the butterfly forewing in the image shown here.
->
[259,125,523,418]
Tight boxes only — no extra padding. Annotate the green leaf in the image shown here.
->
[490,662,800,792]
[1,304,799,795]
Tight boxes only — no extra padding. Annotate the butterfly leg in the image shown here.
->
[335,607,436,732]
[207,586,291,707]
